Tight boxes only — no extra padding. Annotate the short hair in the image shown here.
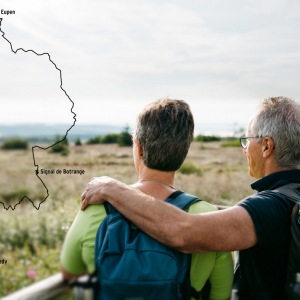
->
[250,96,300,168]
[133,98,194,171]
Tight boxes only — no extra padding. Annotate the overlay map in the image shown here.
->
[0,18,76,210]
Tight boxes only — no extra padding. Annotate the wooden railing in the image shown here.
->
[1,205,230,300]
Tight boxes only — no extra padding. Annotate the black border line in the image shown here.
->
[0,18,77,210]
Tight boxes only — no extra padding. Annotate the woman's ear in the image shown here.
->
[136,139,144,157]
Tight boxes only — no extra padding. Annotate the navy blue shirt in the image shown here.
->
[236,169,300,300]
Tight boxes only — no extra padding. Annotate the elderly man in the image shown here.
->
[81,97,300,300]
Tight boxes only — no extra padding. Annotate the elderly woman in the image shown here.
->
[60,98,233,299]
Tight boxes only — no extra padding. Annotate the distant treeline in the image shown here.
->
[0,132,242,151]
[0,127,133,152]
[0,137,29,150]
[86,127,132,147]
[193,134,241,147]
[194,135,221,142]
[87,133,120,145]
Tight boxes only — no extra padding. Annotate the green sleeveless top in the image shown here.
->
[61,198,233,299]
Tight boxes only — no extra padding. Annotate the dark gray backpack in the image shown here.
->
[232,183,300,300]
[272,183,300,294]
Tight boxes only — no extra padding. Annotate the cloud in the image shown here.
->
[1,0,300,124]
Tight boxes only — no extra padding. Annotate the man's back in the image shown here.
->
[234,169,299,299]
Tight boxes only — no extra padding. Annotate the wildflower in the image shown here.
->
[27,270,36,278]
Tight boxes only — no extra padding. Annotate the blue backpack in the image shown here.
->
[93,192,209,300]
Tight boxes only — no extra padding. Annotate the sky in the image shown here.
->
[0,0,299,133]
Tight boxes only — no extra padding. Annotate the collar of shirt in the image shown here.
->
[251,169,300,192]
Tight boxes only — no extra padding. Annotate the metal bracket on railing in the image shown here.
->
[69,274,98,300]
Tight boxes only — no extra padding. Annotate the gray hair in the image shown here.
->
[250,96,300,168]
[133,98,194,171]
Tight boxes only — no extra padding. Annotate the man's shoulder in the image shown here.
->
[236,190,294,247]
[237,189,293,211]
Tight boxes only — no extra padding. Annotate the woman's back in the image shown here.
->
[60,191,233,299]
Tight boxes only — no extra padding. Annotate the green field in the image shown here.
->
[0,141,254,296]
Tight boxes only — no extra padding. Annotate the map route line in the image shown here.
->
[0,18,77,211]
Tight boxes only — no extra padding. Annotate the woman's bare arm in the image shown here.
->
[81,177,257,253]
[60,265,87,280]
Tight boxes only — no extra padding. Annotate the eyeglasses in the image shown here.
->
[239,134,259,149]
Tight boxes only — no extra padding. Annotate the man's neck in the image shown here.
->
[260,160,296,179]
[132,164,176,201]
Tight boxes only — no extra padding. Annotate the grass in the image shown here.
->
[0,242,63,295]
[0,188,32,205]
[0,141,254,297]
[178,162,202,176]
[220,139,241,147]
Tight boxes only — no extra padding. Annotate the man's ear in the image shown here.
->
[136,139,144,157]
[262,137,275,158]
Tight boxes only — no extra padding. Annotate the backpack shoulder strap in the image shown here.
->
[104,202,118,215]
[271,183,300,204]
[165,192,202,211]
[166,192,205,300]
